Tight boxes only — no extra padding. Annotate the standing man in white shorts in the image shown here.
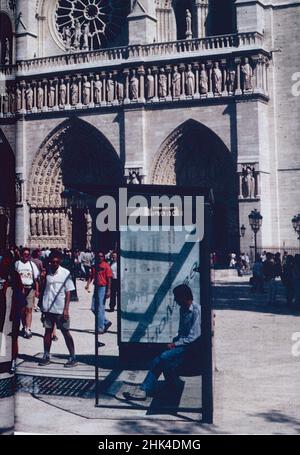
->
[39,250,77,368]
[15,248,40,339]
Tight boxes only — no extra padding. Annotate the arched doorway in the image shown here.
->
[27,118,123,251]
[150,119,240,264]
[0,130,15,250]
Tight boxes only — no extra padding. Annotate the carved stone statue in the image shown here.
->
[48,210,54,236]
[186,64,195,96]
[227,68,236,93]
[213,62,222,94]
[146,68,154,99]
[199,63,208,94]
[30,210,37,237]
[186,9,192,39]
[83,23,90,51]
[4,38,10,65]
[37,210,43,237]
[9,90,15,113]
[63,26,72,50]
[94,75,102,103]
[241,58,253,91]
[37,82,44,109]
[15,174,23,204]
[16,85,22,111]
[25,84,33,110]
[242,166,256,199]
[3,92,9,114]
[172,66,181,97]
[59,79,67,106]
[159,68,167,98]
[85,210,92,250]
[59,212,66,236]
[48,83,55,108]
[54,210,60,236]
[71,80,79,105]
[106,73,114,102]
[130,70,139,99]
[43,211,49,236]
[128,170,142,185]
[82,76,91,105]
[117,79,124,101]
[73,19,82,50]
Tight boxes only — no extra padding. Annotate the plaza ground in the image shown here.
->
[1,272,300,435]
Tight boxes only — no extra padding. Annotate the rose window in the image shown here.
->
[55,0,130,51]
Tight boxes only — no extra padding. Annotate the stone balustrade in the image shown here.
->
[0,54,270,118]
[14,32,265,75]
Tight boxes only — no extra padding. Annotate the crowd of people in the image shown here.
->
[0,246,118,373]
[251,251,300,307]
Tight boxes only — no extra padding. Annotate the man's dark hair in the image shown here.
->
[49,250,62,262]
[21,247,30,256]
[173,284,193,302]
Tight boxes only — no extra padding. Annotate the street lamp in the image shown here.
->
[292,213,300,250]
[249,209,263,259]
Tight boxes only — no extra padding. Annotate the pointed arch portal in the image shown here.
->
[27,118,123,249]
[150,119,239,262]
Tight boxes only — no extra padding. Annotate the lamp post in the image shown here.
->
[292,213,300,251]
[249,209,263,259]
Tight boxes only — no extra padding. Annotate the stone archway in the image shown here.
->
[150,119,239,262]
[27,117,123,249]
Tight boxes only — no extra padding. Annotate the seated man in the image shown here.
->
[124,284,201,401]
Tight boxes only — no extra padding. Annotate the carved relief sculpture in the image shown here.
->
[43,211,49,236]
[227,67,236,93]
[94,75,102,103]
[25,84,33,110]
[48,82,55,108]
[199,63,208,94]
[54,210,60,236]
[59,79,67,106]
[82,75,91,105]
[146,68,155,99]
[130,70,139,99]
[37,210,43,236]
[241,58,253,91]
[37,82,44,109]
[172,66,181,97]
[186,64,195,96]
[186,9,192,39]
[159,68,167,98]
[4,38,10,65]
[73,19,82,50]
[48,210,54,236]
[71,79,79,105]
[16,85,22,111]
[30,210,37,236]
[117,79,124,101]
[242,165,256,199]
[63,25,72,51]
[106,73,114,102]
[83,23,90,51]
[213,62,222,94]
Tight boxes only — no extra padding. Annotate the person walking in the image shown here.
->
[263,253,277,305]
[281,255,295,306]
[86,251,112,334]
[108,252,118,312]
[39,251,77,367]
[123,284,201,401]
[15,248,40,339]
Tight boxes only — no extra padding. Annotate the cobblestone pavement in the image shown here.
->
[2,275,299,435]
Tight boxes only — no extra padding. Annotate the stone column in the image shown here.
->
[234,58,243,95]
[221,59,228,96]
[42,79,48,111]
[166,65,172,101]
[89,73,95,107]
[32,81,37,113]
[124,69,130,104]
[53,78,59,111]
[77,74,82,108]
[179,64,186,100]
[20,80,26,114]
[101,71,107,106]
[207,61,213,98]
[138,66,145,103]
[152,66,159,102]
[15,116,28,246]
[195,0,209,38]
[65,76,70,109]
[193,62,200,99]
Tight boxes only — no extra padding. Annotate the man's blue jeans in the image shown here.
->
[92,286,109,331]
[141,346,186,394]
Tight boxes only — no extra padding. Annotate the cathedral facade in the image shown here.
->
[0,0,299,257]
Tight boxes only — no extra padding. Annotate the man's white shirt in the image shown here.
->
[15,260,39,286]
[42,266,75,314]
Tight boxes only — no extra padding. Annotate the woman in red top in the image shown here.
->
[86,251,113,334]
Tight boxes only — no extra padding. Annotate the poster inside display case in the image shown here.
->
[120,227,200,344]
